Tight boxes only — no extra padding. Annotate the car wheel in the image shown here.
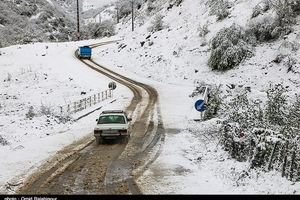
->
[96,136,103,145]
[122,136,129,144]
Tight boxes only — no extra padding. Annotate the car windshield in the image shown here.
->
[98,115,126,124]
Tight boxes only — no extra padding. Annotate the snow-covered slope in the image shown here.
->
[0,0,76,47]
[99,0,300,95]
[92,0,300,194]
[0,37,133,193]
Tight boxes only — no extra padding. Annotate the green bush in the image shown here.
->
[249,0,300,42]
[208,24,253,71]
[265,84,289,126]
[249,14,293,42]
[219,84,300,181]
[203,85,222,120]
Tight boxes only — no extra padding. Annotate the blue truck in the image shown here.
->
[78,46,92,59]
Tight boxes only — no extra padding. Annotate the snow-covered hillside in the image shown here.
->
[0,0,300,195]
[0,0,77,47]
[99,0,300,94]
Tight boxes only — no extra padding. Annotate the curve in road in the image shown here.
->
[17,41,165,194]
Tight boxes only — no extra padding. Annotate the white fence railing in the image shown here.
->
[59,89,113,114]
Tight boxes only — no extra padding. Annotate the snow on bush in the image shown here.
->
[25,106,36,120]
[248,14,279,42]
[270,0,297,26]
[219,84,300,181]
[273,41,300,73]
[291,0,300,14]
[147,0,157,14]
[249,0,300,42]
[251,0,270,18]
[189,83,222,120]
[208,24,254,71]
[168,0,184,8]
[203,85,222,120]
[0,0,75,47]
[265,84,289,126]
[25,104,73,125]
[40,104,54,116]
[222,89,264,130]
[279,40,300,54]
[82,20,116,39]
[0,135,9,146]
[198,23,209,37]
[118,1,132,18]
[221,83,300,139]
[206,0,232,21]
[288,95,300,129]
[148,14,166,32]
[221,122,253,162]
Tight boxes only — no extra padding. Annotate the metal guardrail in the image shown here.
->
[59,89,113,114]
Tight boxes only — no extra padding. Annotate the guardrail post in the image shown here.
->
[84,98,86,109]
[105,90,108,99]
[94,94,96,105]
[60,106,63,114]
[102,91,104,101]
[98,93,100,103]
[89,96,92,107]
[74,102,77,113]
[67,104,70,113]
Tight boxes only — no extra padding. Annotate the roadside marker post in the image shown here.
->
[195,99,205,120]
[194,86,209,121]
[108,82,117,90]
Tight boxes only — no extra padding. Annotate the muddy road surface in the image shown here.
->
[17,42,165,194]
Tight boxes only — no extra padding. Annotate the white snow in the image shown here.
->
[83,0,117,10]
[0,0,300,195]
[30,12,42,21]
[45,0,54,7]
[0,37,133,193]
[101,6,115,22]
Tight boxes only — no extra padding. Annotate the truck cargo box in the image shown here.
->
[78,46,92,59]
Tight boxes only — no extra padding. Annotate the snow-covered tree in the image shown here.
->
[0,0,76,47]
[208,24,254,71]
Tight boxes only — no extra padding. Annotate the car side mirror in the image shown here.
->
[127,118,132,122]
[96,119,98,121]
